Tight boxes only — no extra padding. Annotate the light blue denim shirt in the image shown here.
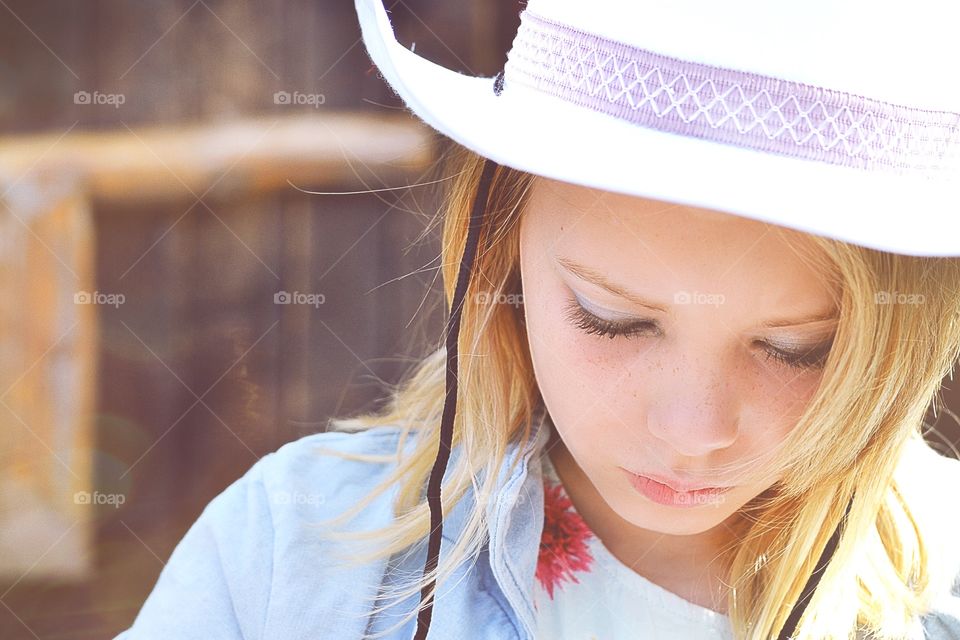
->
[116,410,960,639]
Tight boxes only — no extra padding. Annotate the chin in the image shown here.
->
[630,507,736,536]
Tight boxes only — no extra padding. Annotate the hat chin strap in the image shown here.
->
[414,158,497,640]
[777,493,854,640]
[409,156,853,640]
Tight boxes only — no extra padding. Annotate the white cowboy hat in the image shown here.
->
[356,0,960,257]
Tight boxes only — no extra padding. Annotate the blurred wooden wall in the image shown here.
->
[0,1,523,638]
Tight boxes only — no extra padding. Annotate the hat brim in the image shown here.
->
[357,0,960,257]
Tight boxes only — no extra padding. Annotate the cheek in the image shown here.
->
[747,366,823,440]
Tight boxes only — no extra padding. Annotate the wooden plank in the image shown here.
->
[0,113,436,207]
[0,172,96,580]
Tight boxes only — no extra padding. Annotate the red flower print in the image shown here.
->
[535,479,594,600]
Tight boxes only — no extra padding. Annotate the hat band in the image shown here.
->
[503,10,960,178]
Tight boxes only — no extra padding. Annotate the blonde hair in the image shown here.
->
[312,142,960,640]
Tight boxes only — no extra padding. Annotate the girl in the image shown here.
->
[118,0,960,638]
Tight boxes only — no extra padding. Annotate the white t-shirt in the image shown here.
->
[533,451,735,639]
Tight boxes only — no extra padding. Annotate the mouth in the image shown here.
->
[620,468,733,508]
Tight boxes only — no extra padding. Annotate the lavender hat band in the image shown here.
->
[504,10,960,177]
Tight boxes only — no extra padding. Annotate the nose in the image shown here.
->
[645,360,740,458]
[647,395,739,457]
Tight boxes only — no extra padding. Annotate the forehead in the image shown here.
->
[523,177,838,311]
[528,175,776,233]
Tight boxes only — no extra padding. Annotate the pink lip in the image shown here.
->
[620,468,733,508]
[631,469,731,493]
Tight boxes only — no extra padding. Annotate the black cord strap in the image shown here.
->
[413,159,497,640]
[777,493,855,639]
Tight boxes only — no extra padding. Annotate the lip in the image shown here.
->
[631,469,731,493]
[620,468,733,508]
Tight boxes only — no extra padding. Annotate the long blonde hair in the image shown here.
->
[313,142,960,640]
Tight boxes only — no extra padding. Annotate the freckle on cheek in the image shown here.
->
[580,350,619,374]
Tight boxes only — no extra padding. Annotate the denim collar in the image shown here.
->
[432,407,551,638]
[482,407,552,639]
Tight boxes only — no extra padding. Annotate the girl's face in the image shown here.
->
[519,177,838,535]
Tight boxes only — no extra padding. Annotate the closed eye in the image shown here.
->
[563,298,658,339]
[562,297,832,371]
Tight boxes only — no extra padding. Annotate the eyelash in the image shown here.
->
[562,299,831,371]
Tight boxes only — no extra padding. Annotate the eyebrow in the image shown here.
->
[556,256,839,329]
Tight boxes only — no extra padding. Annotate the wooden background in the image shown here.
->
[0,2,956,639]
